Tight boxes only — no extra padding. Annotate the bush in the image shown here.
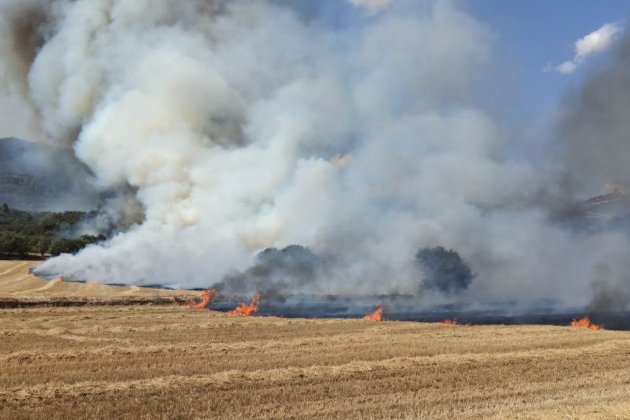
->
[0,232,29,257]
[49,235,98,256]
[415,246,474,294]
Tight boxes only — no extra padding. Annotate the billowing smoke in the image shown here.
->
[0,0,628,309]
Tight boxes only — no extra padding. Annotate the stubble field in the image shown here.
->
[1,260,630,419]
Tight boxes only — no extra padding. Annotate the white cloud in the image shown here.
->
[348,0,396,15]
[550,22,623,74]
[555,60,577,74]
[576,23,623,58]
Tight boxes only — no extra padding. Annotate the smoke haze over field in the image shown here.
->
[0,0,629,309]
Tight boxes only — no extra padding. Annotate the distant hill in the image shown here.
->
[2,139,629,238]
[576,186,630,232]
[0,138,99,212]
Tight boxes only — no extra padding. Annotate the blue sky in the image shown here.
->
[324,0,629,127]
[468,0,630,121]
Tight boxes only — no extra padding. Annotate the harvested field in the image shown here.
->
[0,260,196,307]
[1,261,630,419]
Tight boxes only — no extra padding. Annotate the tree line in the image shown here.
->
[0,203,102,258]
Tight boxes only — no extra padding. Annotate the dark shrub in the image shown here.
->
[415,246,474,294]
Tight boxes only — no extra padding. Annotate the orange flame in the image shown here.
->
[187,289,217,310]
[570,315,604,330]
[227,293,261,317]
[441,319,458,326]
[363,305,384,321]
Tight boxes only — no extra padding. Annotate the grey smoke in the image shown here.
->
[554,35,630,311]
[558,36,630,196]
[0,0,627,310]
[0,0,49,141]
[589,256,630,312]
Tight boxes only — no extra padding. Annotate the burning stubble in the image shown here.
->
[187,288,217,310]
[227,293,261,317]
[363,305,385,322]
[570,315,604,331]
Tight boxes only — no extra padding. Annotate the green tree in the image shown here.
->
[0,204,102,259]
[415,246,474,294]
[0,233,12,254]
[37,237,52,257]
[0,233,28,257]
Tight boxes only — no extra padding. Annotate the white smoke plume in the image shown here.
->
[0,0,627,309]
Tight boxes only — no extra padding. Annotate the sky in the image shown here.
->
[468,0,630,121]
[291,0,630,151]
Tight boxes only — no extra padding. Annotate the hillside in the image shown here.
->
[0,138,98,212]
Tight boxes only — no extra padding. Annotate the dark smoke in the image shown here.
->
[3,2,50,95]
[554,35,630,311]
[12,10,44,73]
[558,36,630,196]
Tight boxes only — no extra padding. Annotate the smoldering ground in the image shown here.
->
[0,0,628,311]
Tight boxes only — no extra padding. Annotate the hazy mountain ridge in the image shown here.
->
[0,138,98,212]
[575,186,630,232]
[3,137,629,232]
